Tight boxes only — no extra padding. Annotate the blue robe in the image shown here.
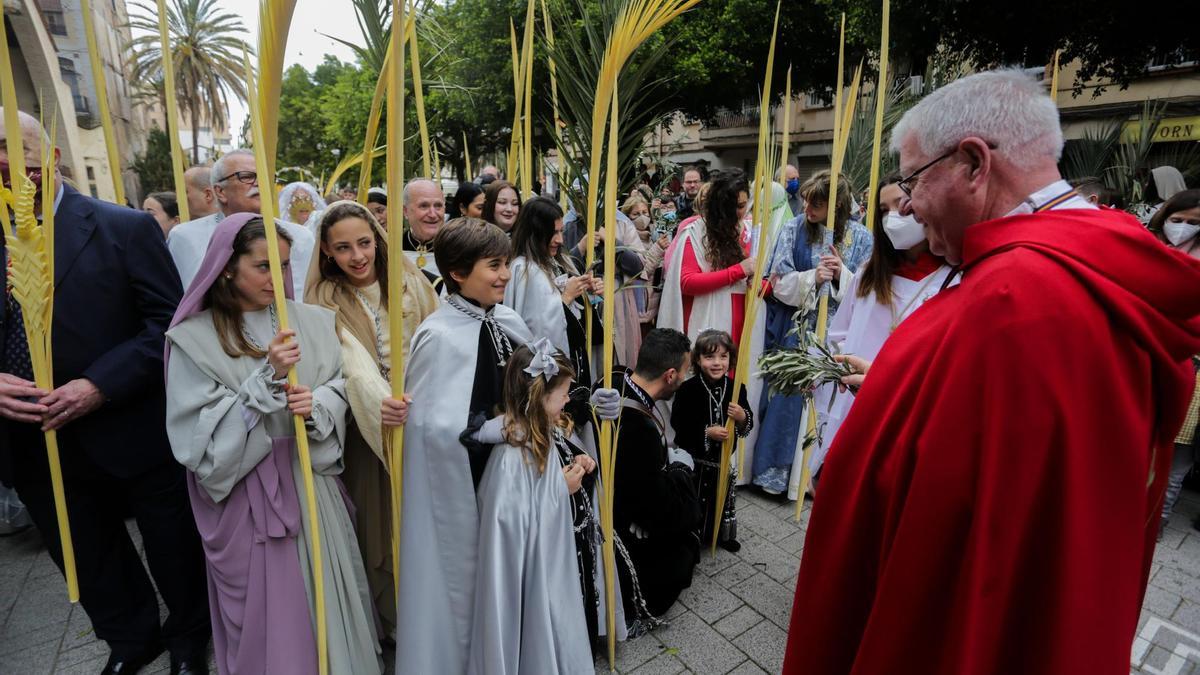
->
[751,216,873,493]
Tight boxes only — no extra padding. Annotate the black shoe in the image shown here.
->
[169,651,209,675]
[719,538,742,553]
[101,642,164,674]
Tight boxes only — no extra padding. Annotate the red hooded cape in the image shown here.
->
[782,207,1200,674]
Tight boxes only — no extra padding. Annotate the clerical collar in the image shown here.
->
[1005,180,1097,217]
[403,229,433,251]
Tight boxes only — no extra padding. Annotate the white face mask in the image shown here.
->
[1165,221,1200,247]
[883,212,926,250]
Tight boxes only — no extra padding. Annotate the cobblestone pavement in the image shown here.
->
[2,488,1199,674]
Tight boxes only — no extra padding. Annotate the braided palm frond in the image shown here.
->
[7,176,53,341]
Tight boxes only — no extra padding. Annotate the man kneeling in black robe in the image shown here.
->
[606,328,702,622]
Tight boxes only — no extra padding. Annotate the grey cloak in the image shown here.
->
[395,298,532,674]
[467,439,594,674]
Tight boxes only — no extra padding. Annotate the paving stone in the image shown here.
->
[729,572,792,629]
[52,654,112,675]
[27,548,63,579]
[0,637,59,674]
[711,561,758,590]
[696,547,741,577]
[59,605,97,652]
[727,659,769,675]
[1169,507,1200,532]
[0,560,32,624]
[776,529,806,557]
[713,606,764,639]
[3,569,73,635]
[736,503,800,543]
[628,651,686,675]
[734,535,800,584]
[678,572,742,624]
[55,638,110,668]
[732,616,788,673]
[1143,644,1175,672]
[654,610,745,674]
[600,633,666,672]
[1175,600,1200,631]
[1161,526,1189,551]
[1156,568,1200,604]
[0,620,64,657]
[1145,584,1185,618]
[7,476,1200,675]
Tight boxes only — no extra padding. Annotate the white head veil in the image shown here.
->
[277,182,328,225]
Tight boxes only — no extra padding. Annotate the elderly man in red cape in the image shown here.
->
[782,69,1200,674]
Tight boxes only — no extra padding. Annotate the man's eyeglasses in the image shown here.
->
[217,170,258,185]
[897,142,997,197]
[897,151,954,197]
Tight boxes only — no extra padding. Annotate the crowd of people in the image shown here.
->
[0,65,1198,675]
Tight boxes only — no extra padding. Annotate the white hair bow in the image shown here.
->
[524,337,560,380]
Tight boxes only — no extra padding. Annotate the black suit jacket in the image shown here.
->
[0,185,183,480]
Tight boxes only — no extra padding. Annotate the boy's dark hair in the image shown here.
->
[692,329,736,374]
[366,190,387,206]
[634,328,692,379]
[433,217,511,295]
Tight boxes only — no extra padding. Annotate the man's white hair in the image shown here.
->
[402,178,440,206]
[210,148,256,186]
[889,68,1064,170]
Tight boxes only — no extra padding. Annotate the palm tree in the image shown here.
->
[127,0,250,164]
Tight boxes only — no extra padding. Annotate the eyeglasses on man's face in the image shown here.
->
[897,151,954,197]
[897,142,998,197]
[217,170,258,186]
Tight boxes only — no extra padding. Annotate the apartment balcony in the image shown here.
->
[699,102,762,147]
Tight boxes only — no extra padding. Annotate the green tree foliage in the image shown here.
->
[663,0,1198,121]
[127,0,251,164]
[131,126,177,195]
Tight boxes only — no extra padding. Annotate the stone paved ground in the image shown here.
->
[3,487,1200,673]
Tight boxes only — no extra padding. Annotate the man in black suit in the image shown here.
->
[0,111,209,673]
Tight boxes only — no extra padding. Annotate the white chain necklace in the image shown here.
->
[447,295,514,366]
[353,286,390,379]
[242,304,279,352]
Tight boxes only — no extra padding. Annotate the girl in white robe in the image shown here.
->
[506,196,601,387]
[164,214,381,675]
[811,176,957,474]
[303,200,439,638]
[468,341,595,674]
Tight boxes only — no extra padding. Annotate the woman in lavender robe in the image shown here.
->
[164,213,381,675]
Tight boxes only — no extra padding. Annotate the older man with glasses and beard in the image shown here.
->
[166,149,315,291]
[781,69,1200,675]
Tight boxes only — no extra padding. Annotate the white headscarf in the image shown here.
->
[1152,166,1187,203]
[277,182,328,225]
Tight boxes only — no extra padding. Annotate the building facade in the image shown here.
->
[651,54,1200,193]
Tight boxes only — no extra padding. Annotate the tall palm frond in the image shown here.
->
[1060,117,1123,183]
[127,0,250,164]
[547,0,681,216]
[1110,99,1167,205]
[329,0,448,73]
